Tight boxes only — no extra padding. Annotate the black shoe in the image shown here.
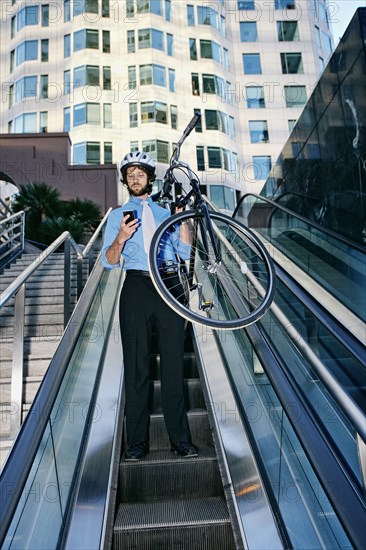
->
[171,441,198,457]
[124,441,149,461]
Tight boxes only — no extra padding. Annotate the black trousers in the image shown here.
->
[119,272,190,445]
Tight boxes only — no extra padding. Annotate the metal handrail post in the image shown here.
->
[64,238,71,326]
[10,283,25,437]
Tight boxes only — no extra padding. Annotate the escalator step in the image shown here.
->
[119,447,222,502]
[114,496,236,550]
[148,409,212,449]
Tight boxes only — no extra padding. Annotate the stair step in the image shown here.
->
[119,447,222,502]
[150,352,199,379]
[114,496,236,550]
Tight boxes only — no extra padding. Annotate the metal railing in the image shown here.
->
[0,211,25,271]
[0,207,112,438]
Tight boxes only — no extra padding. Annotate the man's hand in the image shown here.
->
[117,214,139,244]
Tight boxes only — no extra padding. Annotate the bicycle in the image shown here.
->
[148,113,276,330]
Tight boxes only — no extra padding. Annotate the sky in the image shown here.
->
[330,0,366,44]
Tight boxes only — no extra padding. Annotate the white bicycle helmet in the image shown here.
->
[120,151,156,181]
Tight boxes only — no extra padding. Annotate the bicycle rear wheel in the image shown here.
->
[148,210,276,330]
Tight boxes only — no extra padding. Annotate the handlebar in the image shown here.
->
[172,112,201,164]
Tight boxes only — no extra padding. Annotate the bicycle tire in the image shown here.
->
[148,210,276,330]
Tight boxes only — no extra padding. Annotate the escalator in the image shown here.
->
[1,197,365,548]
[113,328,237,549]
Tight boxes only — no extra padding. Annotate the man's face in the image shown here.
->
[126,166,150,196]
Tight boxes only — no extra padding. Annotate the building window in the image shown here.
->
[130,141,139,152]
[128,66,136,88]
[16,40,38,66]
[187,5,195,25]
[210,185,236,211]
[168,68,175,92]
[200,40,221,63]
[104,103,112,128]
[165,0,171,21]
[277,21,299,41]
[238,1,255,8]
[140,64,166,87]
[191,73,199,95]
[253,156,271,180]
[197,6,220,32]
[207,147,230,170]
[64,107,71,131]
[14,112,37,133]
[41,39,49,62]
[245,86,265,108]
[288,119,296,132]
[42,5,49,26]
[64,0,71,21]
[189,38,197,60]
[74,0,99,17]
[11,16,16,38]
[40,75,48,99]
[193,109,202,132]
[74,103,100,126]
[10,50,15,73]
[281,52,303,73]
[275,0,296,8]
[40,111,48,133]
[243,53,262,74]
[141,101,168,124]
[102,0,110,17]
[138,28,164,51]
[321,30,332,54]
[249,120,269,143]
[64,34,71,57]
[64,70,71,94]
[130,103,137,127]
[202,74,226,98]
[8,85,14,108]
[142,140,169,163]
[136,0,163,16]
[103,30,110,53]
[15,76,37,103]
[104,142,113,163]
[74,29,99,51]
[205,110,228,134]
[170,105,177,129]
[103,66,111,89]
[74,65,100,87]
[196,146,205,170]
[240,22,258,41]
[127,30,135,53]
[284,85,307,107]
[73,142,100,164]
[167,33,173,56]
[17,5,39,31]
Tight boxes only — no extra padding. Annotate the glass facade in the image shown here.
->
[261,9,366,245]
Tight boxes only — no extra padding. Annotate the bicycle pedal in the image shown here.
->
[200,300,214,312]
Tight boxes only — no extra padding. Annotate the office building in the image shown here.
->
[0,0,333,209]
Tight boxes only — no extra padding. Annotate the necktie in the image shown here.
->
[142,200,156,253]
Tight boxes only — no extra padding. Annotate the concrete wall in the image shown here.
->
[0,133,119,213]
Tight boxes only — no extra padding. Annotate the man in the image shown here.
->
[102,151,198,460]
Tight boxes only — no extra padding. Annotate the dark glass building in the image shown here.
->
[261,8,366,245]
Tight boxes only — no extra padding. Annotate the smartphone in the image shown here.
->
[124,210,135,222]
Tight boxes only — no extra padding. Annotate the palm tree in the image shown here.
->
[40,217,84,246]
[12,183,103,246]
[13,182,62,242]
[61,198,102,233]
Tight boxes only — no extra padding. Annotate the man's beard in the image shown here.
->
[129,182,150,197]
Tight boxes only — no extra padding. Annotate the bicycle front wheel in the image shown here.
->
[148,210,276,330]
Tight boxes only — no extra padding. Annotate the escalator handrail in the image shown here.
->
[233,193,366,254]
[239,320,366,550]
[0,258,105,545]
